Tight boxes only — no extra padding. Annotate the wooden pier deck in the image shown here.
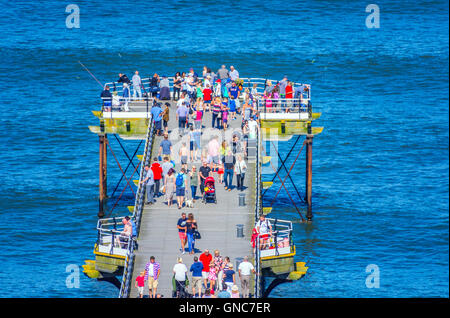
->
[129,101,256,298]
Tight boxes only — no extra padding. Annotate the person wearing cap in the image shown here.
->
[223,263,236,292]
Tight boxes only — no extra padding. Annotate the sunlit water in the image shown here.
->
[0,0,447,297]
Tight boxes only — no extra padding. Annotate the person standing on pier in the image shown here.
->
[177,212,188,254]
[207,136,220,172]
[199,161,211,196]
[199,250,212,290]
[151,157,163,197]
[135,271,145,298]
[164,168,176,207]
[159,133,172,160]
[141,165,155,205]
[173,72,182,101]
[234,155,247,191]
[122,83,130,112]
[255,214,273,250]
[117,73,131,85]
[186,213,198,254]
[222,150,235,191]
[100,85,112,111]
[189,165,198,202]
[175,168,188,209]
[217,65,229,83]
[132,71,142,100]
[151,102,163,136]
[229,66,239,81]
[238,256,255,298]
[190,256,204,298]
[176,101,189,137]
[144,256,160,299]
[173,257,188,298]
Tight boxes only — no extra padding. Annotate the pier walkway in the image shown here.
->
[129,101,256,298]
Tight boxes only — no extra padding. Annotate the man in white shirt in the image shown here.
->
[173,257,188,297]
[255,214,272,249]
[132,70,142,99]
[229,65,239,81]
[238,256,255,298]
[248,116,258,139]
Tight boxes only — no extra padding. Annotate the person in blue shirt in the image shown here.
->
[151,103,163,136]
[190,256,204,298]
[217,282,231,298]
[159,134,173,160]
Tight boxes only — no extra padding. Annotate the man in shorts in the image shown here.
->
[207,136,220,171]
[177,213,187,254]
[179,142,189,171]
[190,256,204,298]
[199,250,213,290]
[144,256,160,298]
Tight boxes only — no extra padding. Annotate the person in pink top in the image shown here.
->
[221,103,229,131]
[207,136,220,172]
[195,107,203,130]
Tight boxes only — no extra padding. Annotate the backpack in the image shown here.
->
[176,173,184,187]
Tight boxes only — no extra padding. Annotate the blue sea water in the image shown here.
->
[0,0,447,298]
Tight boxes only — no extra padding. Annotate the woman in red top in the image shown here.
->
[285,81,294,113]
[285,82,293,98]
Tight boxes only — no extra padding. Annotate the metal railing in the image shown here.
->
[118,113,155,298]
[255,98,315,120]
[254,122,262,298]
[104,76,311,100]
[255,218,293,254]
[100,95,156,113]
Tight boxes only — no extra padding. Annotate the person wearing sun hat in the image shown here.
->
[231,285,240,298]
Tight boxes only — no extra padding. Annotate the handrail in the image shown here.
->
[253,113,262,298]
[118,113,155,298]
[104,77,311,99]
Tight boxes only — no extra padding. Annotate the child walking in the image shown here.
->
[135,271,145,298]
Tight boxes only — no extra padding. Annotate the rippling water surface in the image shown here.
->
[0,0,448,297]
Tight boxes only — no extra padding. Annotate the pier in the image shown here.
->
[83,75,322,298]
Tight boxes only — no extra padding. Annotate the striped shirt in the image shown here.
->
[144,261,160,280]
[212,103,221,113]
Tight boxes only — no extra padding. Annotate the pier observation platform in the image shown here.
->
[84,76,321,298]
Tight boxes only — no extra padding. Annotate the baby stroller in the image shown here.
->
[202,176,217,204]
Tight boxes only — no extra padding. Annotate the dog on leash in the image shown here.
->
[185,199,194,208]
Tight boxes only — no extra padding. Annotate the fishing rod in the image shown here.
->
[78,61,104,89]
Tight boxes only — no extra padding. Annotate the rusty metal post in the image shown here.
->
[98,134,106,218]
[305,126,313,221]
[103,134,108,197]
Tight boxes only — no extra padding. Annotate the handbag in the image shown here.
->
[193,230,201,240]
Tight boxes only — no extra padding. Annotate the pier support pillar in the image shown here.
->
[305,134,313,222]
[98,134,107,218]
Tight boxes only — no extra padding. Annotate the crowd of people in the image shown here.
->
[100,65,311,114]
[111,65,285,299]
